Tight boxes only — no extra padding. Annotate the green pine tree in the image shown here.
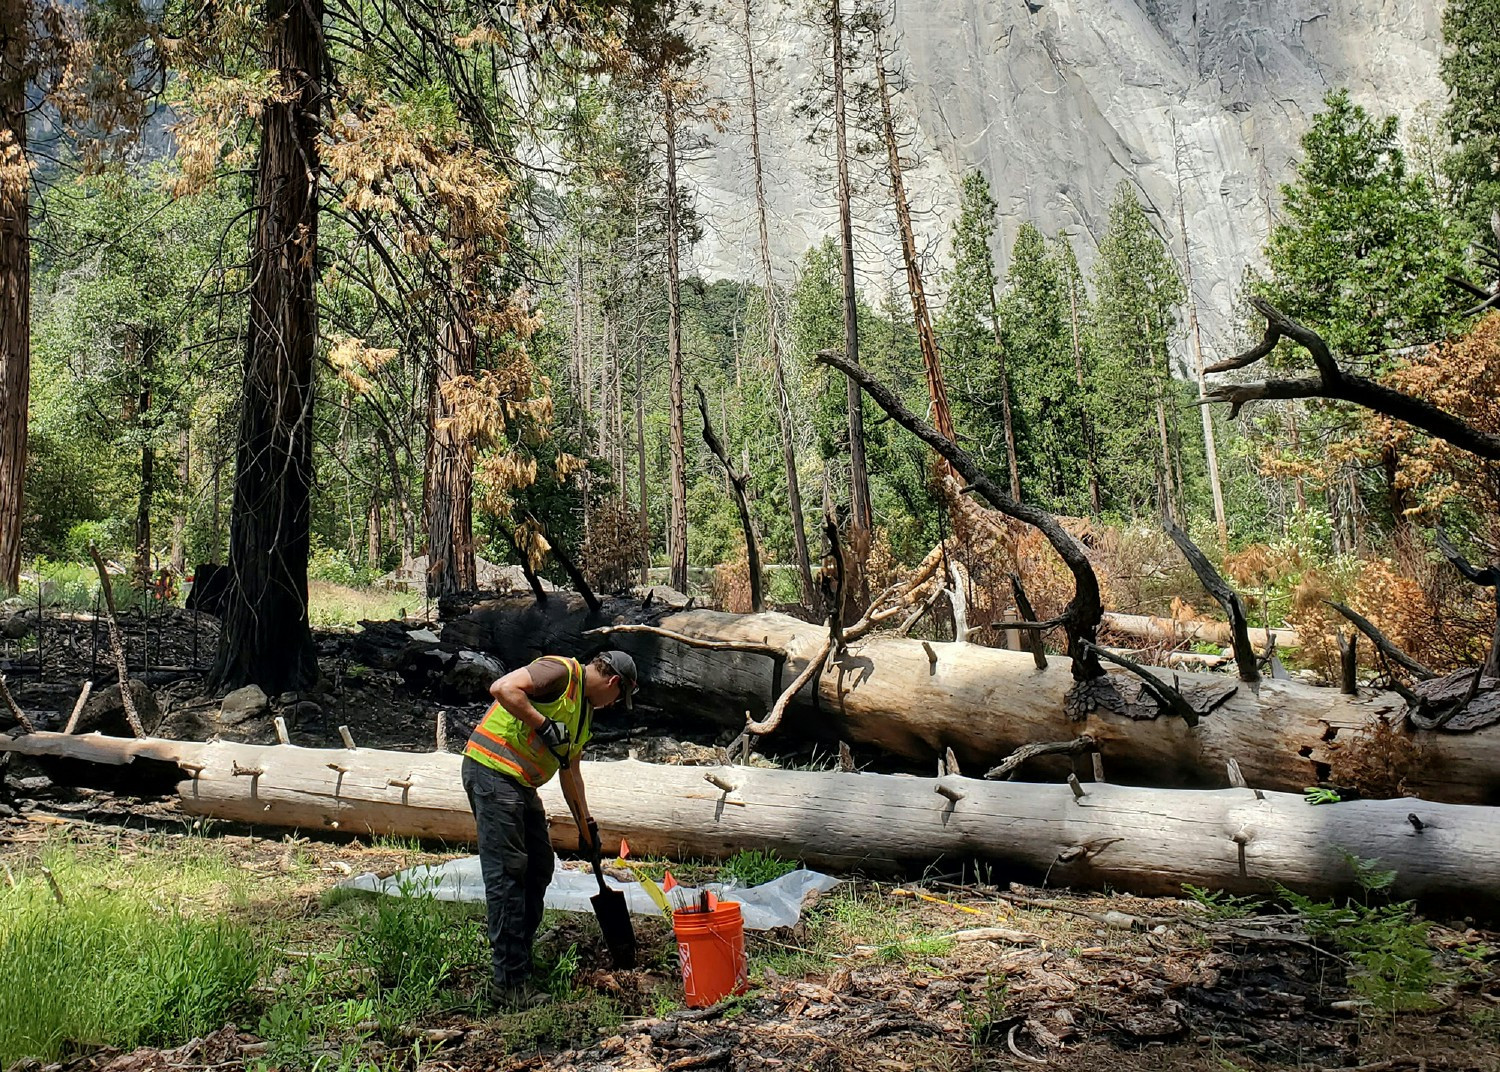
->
[1089,183,1186,518]
[1441,0,1500,246]
[1260,89,1462,359]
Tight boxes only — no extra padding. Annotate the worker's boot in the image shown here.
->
[483,981,550,1013]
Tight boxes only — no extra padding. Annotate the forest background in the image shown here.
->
[2,0,1498,694]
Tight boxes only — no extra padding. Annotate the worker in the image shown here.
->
[461,649,637,1008]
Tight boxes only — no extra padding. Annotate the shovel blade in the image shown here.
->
[591,887,637,969]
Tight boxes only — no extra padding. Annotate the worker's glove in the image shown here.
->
[537,717,569,752]
[1304,786,1343,805]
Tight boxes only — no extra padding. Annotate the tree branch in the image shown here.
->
[1201,297,1500,460]
[983,735,1096,780]
[1323,601,1435,681]
[1162,516,1258,682]
[695,383,762,612]
[815,350,1104,679]
[1075,639,1200,727]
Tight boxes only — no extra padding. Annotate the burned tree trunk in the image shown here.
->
[742,0,814,607]
[831,0,871,596]
[664,86,689,595]
[425,311,477,596]
[871,22,955,455]
[0,5,29,594]
[208,0,323,694]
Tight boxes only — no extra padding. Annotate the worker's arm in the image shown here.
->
[488,666,550,730]
[558,763,593,847]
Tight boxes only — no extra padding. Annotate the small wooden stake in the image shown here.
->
[704,772,736,794]
[273,717,290,745]
[85,543,144,737]
[1067,774,1086,800]
[935,782,965,803]
[838,741,854,772]
[338,725,356,750]
[1091,751,1105,783]
[62,680,94,735]
[39,865,65,906]
[435,711,447,752]
[944,747,961,777]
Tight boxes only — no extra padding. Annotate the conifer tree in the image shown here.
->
[941,171,1019,498]
[1441,0,1500,245]
[1089,184,1185,517]
[1000,223,1084,511]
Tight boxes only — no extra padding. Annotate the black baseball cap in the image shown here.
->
[598,650,637,709]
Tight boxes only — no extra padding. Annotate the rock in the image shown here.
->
[1,610,34,639]
[289,701,323,725]
[16,775,52,793]
[220,684,269,725]
[275,691,300,707]
[406,628,440,644]
[439,650,504,701]
[75,681,162,737]
[680,0,1441,352]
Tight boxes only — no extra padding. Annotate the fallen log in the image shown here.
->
[442,596,1499,804]
[4,730,1497,912]
[1101,611,1299,651]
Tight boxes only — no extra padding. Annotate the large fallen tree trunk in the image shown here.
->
[1101,611,1300,651]
[4,730,1497,912]
[442,595,1500,804]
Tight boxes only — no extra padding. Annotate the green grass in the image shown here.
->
[308,580,416,628]
[0,838,264,1066]
[717,849,797,887]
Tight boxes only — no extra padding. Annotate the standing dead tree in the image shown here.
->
[695,383,762,612]
[740,0,814,607]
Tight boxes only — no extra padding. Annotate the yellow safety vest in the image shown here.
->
[464,656,592,788]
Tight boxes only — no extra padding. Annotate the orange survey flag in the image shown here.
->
[662,870,678,892]
[617,838,631,861]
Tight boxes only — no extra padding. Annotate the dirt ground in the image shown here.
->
[4,609,1500,1071]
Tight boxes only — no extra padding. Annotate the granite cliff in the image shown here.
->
[682,0,1444,354]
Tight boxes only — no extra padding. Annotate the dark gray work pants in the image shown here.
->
[461,756,554,989]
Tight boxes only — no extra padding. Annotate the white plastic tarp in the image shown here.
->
[337,856,841,931]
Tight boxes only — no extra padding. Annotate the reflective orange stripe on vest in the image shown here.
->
[465,718,549,785]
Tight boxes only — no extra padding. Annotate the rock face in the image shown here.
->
[685,0,1443,351]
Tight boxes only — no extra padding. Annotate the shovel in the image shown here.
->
[585,819,637,969]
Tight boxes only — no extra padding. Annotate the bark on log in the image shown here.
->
[441,596,1499,804]
[1101,612,1299,651]
[4,730,1498,912]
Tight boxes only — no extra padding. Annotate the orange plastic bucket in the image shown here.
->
[672,901,747,1007]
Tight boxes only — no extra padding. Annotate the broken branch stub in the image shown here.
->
[1162,516,1259,682]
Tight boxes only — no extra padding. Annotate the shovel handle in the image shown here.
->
[586,818,608,895]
